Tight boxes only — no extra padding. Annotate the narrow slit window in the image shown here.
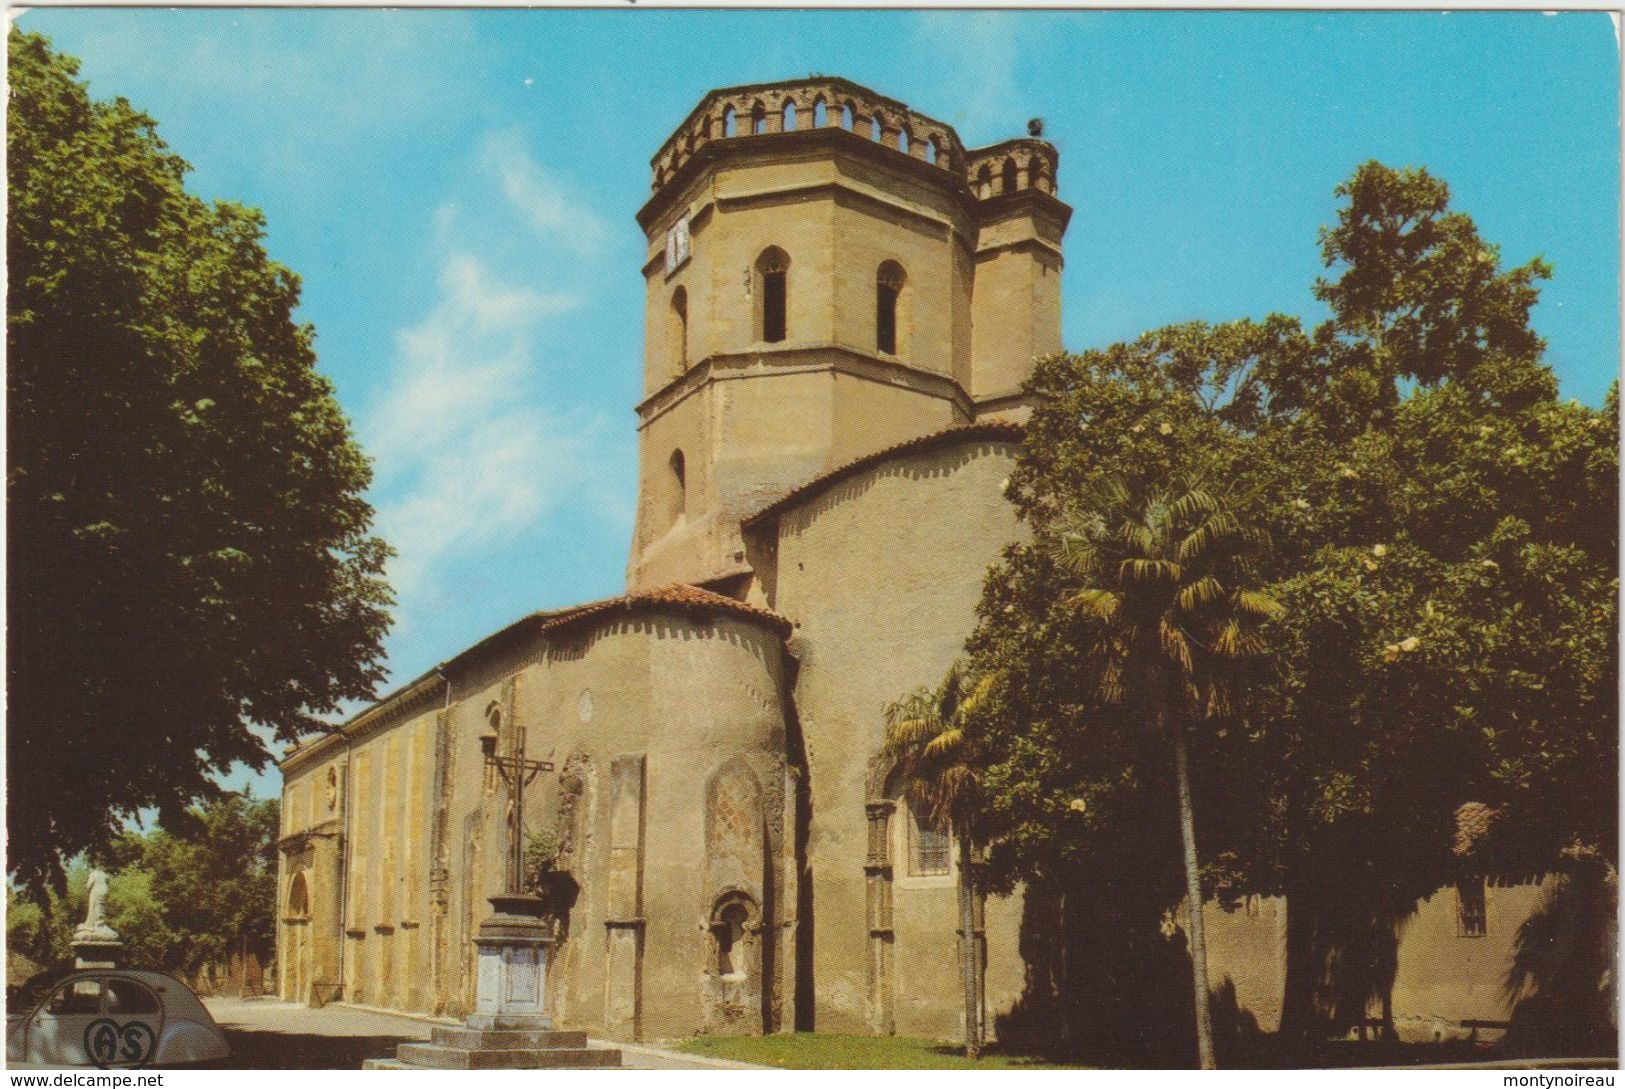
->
[756,247,789,343]
[669,449,686,520]
[876,261,905,355]
[669,287,688,371]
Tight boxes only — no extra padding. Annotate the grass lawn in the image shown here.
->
[677,1033,1079,1069]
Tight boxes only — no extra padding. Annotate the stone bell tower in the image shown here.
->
[628,77,1071,592]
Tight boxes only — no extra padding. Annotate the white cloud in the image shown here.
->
[362,153,621,635]
[480,130,609,255]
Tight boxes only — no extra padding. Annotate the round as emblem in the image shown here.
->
[85,1018,156,1068]
[578,689,594,724]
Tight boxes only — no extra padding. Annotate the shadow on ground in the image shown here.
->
[200,1027,413,1070]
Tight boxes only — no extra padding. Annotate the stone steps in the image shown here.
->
[392,1042,622,1070]
[368,1022,621,1070]
[430,1026,589,1050]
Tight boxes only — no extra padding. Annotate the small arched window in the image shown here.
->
[723,107,737,137]
[755,247,789,344]
[782,100,797,132]
[870,114,882,142]
[287,872,311,918]
[875,261,906,356]
[813,99,828,128]
[669,450,686,522]
[710,893,756,979]
[483,703,503,794]
[925,137,938,165]
[898,127,910,155]
[669,286,688,372]
[1001,157,1018,195]
[977,163,993,200]
[841,103,854,131]
[751,103,767,135]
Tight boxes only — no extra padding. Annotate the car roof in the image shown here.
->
[16,968,214,1024]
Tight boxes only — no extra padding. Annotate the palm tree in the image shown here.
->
[882,662,997,1060]
[1054,474,1281,1070]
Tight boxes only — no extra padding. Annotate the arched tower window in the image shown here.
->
[751,103,767,135]
[782,99,797,132]
[870,113,882,142]
[755,247,789,344]
[875,261,906,356]
[977,163,993,199]
[925,137,939,165]
[1001,157,1018,195]
[669,286,688,373]
[898,127,910,155]
[668,449,686,523]
[813,99,828,128]
[841,103,854,131]
[723,106,737,137]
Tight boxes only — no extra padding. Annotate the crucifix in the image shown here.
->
[479,726,554,896]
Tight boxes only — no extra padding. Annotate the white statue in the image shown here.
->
[74,868,118,942]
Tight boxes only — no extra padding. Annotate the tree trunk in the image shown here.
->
[1278,879,1321,1042]
[1173,724,1217,1069]
[957,833,982,1060]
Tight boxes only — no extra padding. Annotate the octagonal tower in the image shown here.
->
[628,77,1071,592]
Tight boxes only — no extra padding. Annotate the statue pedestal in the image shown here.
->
[367,894,621,1070]
[72,938,123,970]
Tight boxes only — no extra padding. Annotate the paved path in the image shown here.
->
[202,997,762,1069]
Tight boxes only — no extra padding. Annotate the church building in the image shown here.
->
[276,77,1545,1045]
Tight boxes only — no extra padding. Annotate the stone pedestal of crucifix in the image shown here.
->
[368,731,619,1070]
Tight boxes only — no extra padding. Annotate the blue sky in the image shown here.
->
[18,9,1619,799]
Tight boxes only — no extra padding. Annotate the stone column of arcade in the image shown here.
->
[368,731,621,1070]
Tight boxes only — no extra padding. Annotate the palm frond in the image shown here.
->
[1068,587,1121,621]
[923,727,965,760]
[1175,575,1223,612]
[1160,619,1194,673]
[1231,588,1286,619]
[1121,557,1182,583]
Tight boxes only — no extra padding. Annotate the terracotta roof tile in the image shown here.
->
[539,583,793,638]
[743,421,1025,529]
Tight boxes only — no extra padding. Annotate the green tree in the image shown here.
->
[7,30,392,888]
[881,663,995,1060]
[966,161,1615,1055]
[107,795,282,974]
[6,796,280,977]
[1052,476,1281,1069]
